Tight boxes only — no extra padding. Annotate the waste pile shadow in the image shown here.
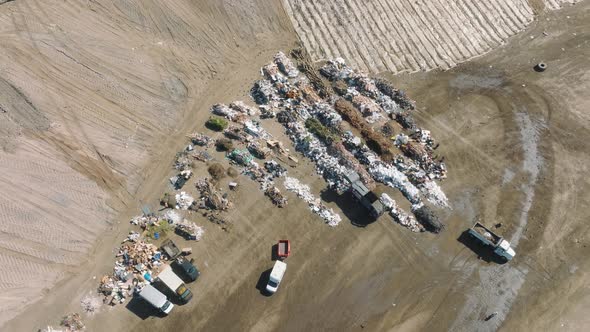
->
[152,281,185,305]
[126,296,166,320]
[320,189,377,227]
[457,231,507,264]
[255,268,273,297]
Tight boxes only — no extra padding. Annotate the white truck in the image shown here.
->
[156,265,193,303]
[138,284,174,315]
[266,260,287,294]
[467,222,516,262]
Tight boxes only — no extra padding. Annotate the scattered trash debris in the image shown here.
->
[175,192,195,210]
[283,177,341,226]
[175,220,205,241]
[265,186,288,207]
[80,293,102,315]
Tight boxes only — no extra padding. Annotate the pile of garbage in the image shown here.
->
[175,220,205,241]
[189,132,213,147]
[283,177,341,227]
[130,214,159,228]
[175,191,195,210]
[98,239,162,307]
[170,169,192,190]
[243,120,270,139]
[174,151,192,171]
[195,179,231,211]
[342,132,421,204]
[80,293,102,315]
[264,160,287,178]
[274,51,299,78]
[248,141,271,159]
[192,150,213,162]
[380,194,424,232]
[227,149,254,166]
[230,100,258,116]
[60,313,85,332]
[265,186,288,207]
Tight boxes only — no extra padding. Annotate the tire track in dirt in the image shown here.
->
[0,0,295,327]
[282,0,535,73]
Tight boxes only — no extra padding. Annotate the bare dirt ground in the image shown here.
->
[0,0,296,328]
[1,0,589,332]
[283,0,535,74]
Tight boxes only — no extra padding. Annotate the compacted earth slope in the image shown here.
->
[0,0,294,327]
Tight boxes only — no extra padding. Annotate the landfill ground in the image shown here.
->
[1,1,589,332]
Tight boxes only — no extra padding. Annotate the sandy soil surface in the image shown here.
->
[283,0,535,73]
[0,0,295,328]
[1,0,589,332]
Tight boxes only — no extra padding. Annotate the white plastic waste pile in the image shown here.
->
[252,79,278,105]
[283,177,342,227]
[274,51,299,78]
[262,62,283,82]
[379,193,423,232]
[391,207,424,232]
[162,209,182,224]
[309,102,342,127]
[379,193,396,210]
[419,180,450,208]
[230,100,258,116]
[369,162,421,204]
[211,103,237,119]
[176,220,205,241]
[175,192,195,210]
[80,293,102,315]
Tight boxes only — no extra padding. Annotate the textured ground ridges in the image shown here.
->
[283,0,535,73]
[0,0,292,327]
[545,0,582,10]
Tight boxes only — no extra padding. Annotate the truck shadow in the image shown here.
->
[126,296,167,320]
[255,268,273,297]
[152,280,185,305]
[320,189,377,227]
[457,231,508,264]
[271,244,279,261]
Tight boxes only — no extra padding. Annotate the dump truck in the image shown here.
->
[266,260,287,294]
[345,171,384,218]
[467,222,516,262]
[138,284,174,315]
[156,265,193,303]
[160,239,181,260]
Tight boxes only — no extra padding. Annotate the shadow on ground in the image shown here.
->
[320,189,377,227]
[126,296,167,320]
[255,268,273,297]
[457,231,508,264]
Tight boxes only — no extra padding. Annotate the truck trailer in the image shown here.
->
[467,222,516,262]
[156,265,193,303]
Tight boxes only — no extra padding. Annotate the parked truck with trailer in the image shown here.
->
[467,222,516,262]
[138,284,174,315]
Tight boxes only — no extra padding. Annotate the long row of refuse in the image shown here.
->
[194,51,450,231]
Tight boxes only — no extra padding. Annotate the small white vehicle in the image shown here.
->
[266,260,287,294]
[139,284,174,315]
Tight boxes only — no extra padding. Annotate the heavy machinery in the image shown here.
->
[345,171,384,218]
